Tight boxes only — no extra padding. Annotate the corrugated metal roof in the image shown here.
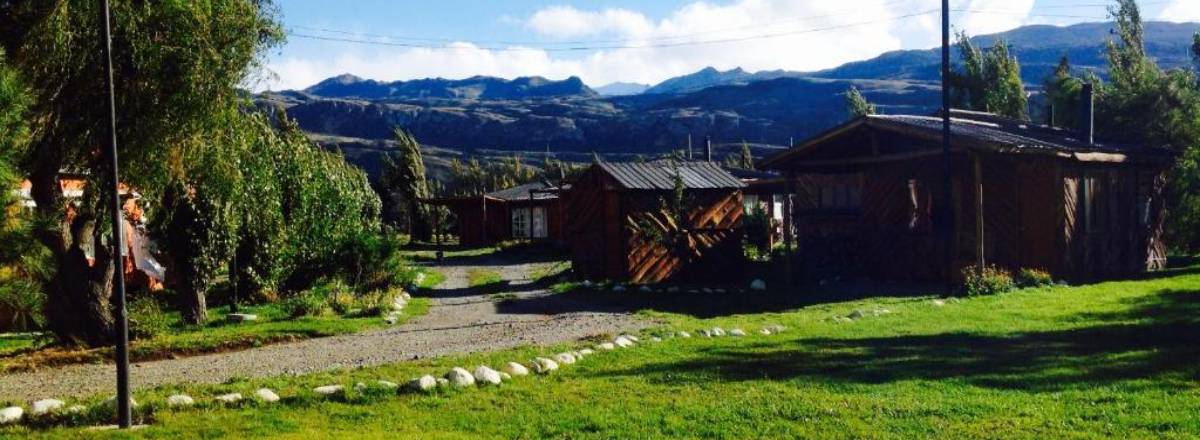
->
[597,160,746,190]
[485,181,561,201]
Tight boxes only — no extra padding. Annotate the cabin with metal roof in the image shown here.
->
[563,160,746,283]
[422,180,566,246]
[760,100,1177,283]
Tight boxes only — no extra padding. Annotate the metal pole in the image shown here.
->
[100,0,132,428]
[940,0,955,295]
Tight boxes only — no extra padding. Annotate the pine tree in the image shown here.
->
[845,86,876,118]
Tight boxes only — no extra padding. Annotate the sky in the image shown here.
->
[257,0,1200,91]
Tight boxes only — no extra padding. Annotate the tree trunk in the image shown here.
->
[178,283,207,325]
[43,245,117,347]
[410,200,433,242]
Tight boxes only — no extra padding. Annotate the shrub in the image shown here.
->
[961,265,1016,297]
[280,290,328,319]
[128,296,170,340]
[743,205,772,258]
[0,277,44,331]
[354,288,403,317]
[1016,268,1054,288]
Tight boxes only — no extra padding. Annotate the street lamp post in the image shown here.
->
[100,0,133,428]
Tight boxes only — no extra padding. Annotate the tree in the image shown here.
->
[158,181,236,325]
[381,128,431,242]
[845,86,876,118]
[1192,32,1200,65]
[950,32,1029,120]
[0,48,28,226]
[0,1,282,345]
[1043,56,1085,129]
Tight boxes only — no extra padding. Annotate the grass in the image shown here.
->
[0,299,430,372]
[466,269,503,288]
[412,268,446,290]
[9,267,1200,439]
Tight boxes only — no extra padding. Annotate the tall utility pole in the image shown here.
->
[100,0,133,428]
[940,0,954,295]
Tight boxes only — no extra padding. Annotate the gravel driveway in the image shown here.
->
[0,257,647,402]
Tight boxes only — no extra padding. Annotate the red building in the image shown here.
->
[425,181,566,246]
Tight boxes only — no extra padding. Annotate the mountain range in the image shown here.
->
[261,21,1200,178]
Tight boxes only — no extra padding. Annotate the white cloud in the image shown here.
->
[1160,0,1200,23]
[263,0,1042,92]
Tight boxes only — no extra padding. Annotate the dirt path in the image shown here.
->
[0,258,647,402]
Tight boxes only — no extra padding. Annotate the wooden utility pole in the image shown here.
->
[100,0,132,428]
[940,0,955,292]
[783,172,795,285]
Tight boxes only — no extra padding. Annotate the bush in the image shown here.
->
[280,290,328,319]
[961,265,1016,297]
[0,277,44,331]
[354,288,403,317]
[743,205,772,258]
[1016,268,1054,288]
[128,296,170,340]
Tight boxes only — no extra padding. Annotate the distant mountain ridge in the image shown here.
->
[595,82,650,96]
[304,74,597,100]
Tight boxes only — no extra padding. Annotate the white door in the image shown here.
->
[532,206,548,238]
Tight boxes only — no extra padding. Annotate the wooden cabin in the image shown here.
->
[423,181,566,246]
[564,161,746,283]
[760,108,1176,283]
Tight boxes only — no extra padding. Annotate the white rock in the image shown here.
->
[313,385,344,396]
[532,357,559,374]
[499,372,512,381]
[571,350,586,360]
[0,407,22,425]
[750,279,767,291]
[354,382,369,392]
[759,328,773,335]
[503,362,530,377]
[701,288,713,294]
[376,381,399,390]
[847,310,865,319]
[436,378,450,387]
[226,313,258,323]
[729,328,747,337]
[651,336,663,342]
[554,353,577,365]
[102,396,138,410]
[624,335,640,343]
[932,299,946,307]
[715,288,727,294]
[639,286,652,293]
[711,327,726,337]
[596,342,616,351]
[667,286,680,293]
[614,336,636,348]
[31,399,64,416]
[446,367,475,387]
[612,285,626,292]
[873,308,892,316]
[400,291,412,300]
[767,324,787,332]
[215,393,243,404]
[384,314,399,325]
[698,329,712,337]
[579,348,594,356]
[677,331,692,338]
[687,289,699,294]
[408,375,437,392]
[582,280,593,287]
[255,388,280,403]
[167,395,195,407]
[473,366,503,385]
[66,405,87,414]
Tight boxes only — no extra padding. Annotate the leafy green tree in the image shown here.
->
[739,142,755,170]
[845,86,876,118]
[1044,56,1086,129]
[158,180,236,325]
[381,128,431,242]
[0,1,282,345]
[0,48,28,226]
[951,32,1028,120]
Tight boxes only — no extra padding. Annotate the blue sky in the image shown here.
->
[259,0,1199,91]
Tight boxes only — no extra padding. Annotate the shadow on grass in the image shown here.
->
[595,288,1200,392]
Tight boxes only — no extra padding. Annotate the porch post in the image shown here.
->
[974,154,985,273]
[783,171,795,285]
[528,191,535,243]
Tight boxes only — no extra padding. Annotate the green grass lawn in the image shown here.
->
[10,268,1200,439]
[0,299,430,372]
[466,269,503,288]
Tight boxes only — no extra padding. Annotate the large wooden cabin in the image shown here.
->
[563,160,746,283]
[761,107,1176,283]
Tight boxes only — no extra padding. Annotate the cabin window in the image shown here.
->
[817,183,861,210]
[512,208,529,238]
[512,207,547,239]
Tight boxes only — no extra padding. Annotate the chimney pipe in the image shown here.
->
[705,136,713,163]
[1079,83,1094,145]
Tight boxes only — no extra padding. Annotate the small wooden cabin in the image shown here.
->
[564,161,746,283]
[424,181,565,246]
[761,108,1176,283]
